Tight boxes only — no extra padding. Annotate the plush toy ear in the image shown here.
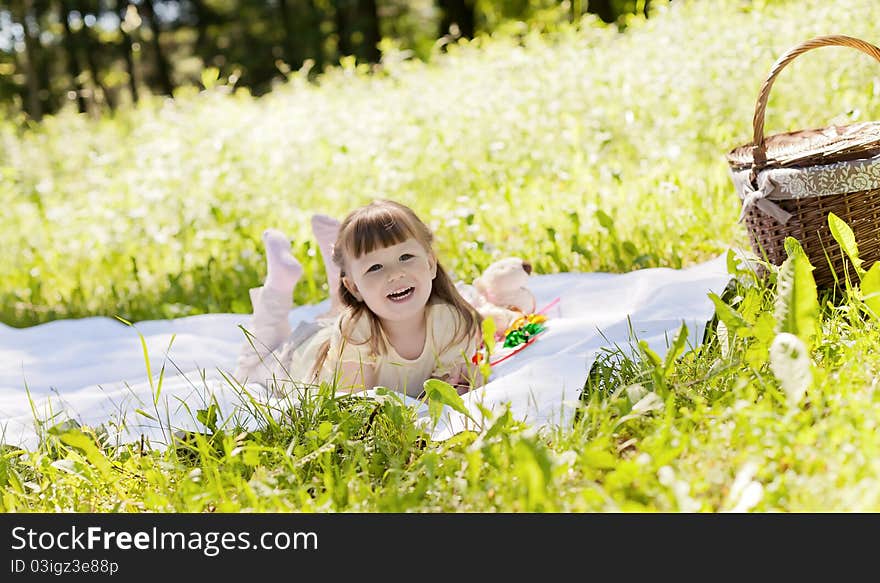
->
[474,275,489,296]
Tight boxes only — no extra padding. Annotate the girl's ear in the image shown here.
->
[429,254,438,280]
[342,276,363,302]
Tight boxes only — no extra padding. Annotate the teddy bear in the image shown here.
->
[456,257,537,336]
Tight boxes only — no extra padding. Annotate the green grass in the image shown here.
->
[3,0,880,511]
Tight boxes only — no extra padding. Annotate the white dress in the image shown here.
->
[235,286,479,398]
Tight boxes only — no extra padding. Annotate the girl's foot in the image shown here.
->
[311,214,342,314]
[262,229,302,292]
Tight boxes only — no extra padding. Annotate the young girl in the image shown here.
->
[233,199,483,399]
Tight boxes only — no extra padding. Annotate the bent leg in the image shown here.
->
[233,229,302,383]
[311,214,342,318]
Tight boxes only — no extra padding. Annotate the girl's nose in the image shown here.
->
[386,265,404,281]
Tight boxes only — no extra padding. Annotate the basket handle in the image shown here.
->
[751,35,880,170]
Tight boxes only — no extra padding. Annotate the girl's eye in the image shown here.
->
[400,253,414,261]
[367,264,382,273]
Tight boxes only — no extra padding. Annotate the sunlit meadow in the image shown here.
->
[2,0,880,511]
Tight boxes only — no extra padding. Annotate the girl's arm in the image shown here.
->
[329,312,376,393]
[336,359,376,393]
[426,303,486,394]
[430,361,484,395]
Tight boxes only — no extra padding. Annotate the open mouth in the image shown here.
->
[386,286,415,302]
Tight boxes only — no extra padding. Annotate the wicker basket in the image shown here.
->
[727,35,880,289]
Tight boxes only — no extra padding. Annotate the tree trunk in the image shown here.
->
[12,0,43,120]
[277,0,299,68]
[140,0,174,96]
[335,0,352,57]
[337,0,381,62]
[59,0,88,113]
[120,30,139,103]
[36,27,54,114]
[304,0,324,71]
[120,0,140,104]
[356,0,380,63]
[587,0,617,24]
[438,0,475,39]
[189,0,210,54]
[83,24,116,112]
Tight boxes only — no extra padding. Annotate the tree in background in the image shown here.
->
[58,0,88,113]
[119,0,141,104]
[0,0,658,119]
[139,0,174,95]
[438,0,475,38]
[586,0,650,23]
[335,0,381,63]
[8,0,48,120]
[81,2,117,111]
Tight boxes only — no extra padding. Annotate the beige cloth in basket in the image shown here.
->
[730,153,880,224]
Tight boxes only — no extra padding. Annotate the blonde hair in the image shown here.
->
[331,199,482,357]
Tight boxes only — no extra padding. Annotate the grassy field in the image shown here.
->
[3,0,880,511]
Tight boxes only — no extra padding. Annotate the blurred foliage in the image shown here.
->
[2,0,876,329]
[0,0,654,120]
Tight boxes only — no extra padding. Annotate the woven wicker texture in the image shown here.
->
[742,187,880,288]
[728,122,880,171]
[728,35,880,288]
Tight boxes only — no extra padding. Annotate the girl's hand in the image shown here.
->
[429,372,472,395]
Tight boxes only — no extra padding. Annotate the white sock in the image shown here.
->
[262,229,303,293]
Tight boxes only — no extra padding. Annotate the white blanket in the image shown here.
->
[0,256,731,449]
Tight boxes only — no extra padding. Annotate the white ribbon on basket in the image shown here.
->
[737,172,794,225]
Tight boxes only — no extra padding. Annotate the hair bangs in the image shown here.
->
[345,206,421,259]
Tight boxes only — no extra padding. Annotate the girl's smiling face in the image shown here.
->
[341,237,437,324]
